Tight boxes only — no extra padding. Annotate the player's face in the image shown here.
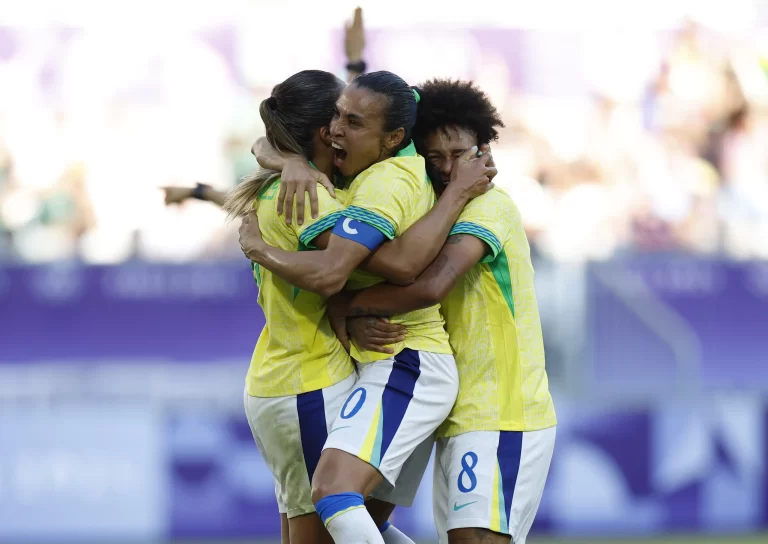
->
[329,85,391,178]
[423,126,478,191]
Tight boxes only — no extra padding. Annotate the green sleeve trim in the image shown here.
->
[488,249,515,318]
[298,211,343,248]
[342,206,396,240]
[449,221,502,263]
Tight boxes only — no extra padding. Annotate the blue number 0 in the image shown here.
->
[340,388,366,420]
[457,451,478,493]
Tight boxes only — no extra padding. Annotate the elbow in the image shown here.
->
[421,279,452,306]
[255,155,270,169]
[420,289,443,307]
[252,138,269,166]
[314,270,348,298]
[390,271,417,287]
[317,280,345,298]
[388,262,420,286]
[251,136,267,156]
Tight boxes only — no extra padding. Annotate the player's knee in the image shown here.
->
[311,449,380,503]
[311,453,343,503]
[310,477,337,505]
[311,466,355,503]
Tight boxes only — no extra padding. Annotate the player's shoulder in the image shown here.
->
[357,157,424,184]
[460,185,520,221]
[252,179,293,239]
[335,188,349,205]
[386,154,427,182]
[351,151,427,195]
[253,179,280,217]
[312,183,343,210]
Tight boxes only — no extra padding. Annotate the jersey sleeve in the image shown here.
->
[449,189,514,263]
[294,186,344,248]
[342,161,422,240]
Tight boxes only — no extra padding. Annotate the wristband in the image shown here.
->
[192,183,210,201]
[346,60,367,74]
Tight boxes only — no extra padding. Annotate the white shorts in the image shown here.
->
[370,433,435,507]
[324,349,458,487]
[433,427,556,544]
[243,373,356,518]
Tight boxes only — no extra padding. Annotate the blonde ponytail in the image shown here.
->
[222,168,280,219]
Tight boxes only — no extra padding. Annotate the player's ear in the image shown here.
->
[383,127,405,154]
[319,126,333,147]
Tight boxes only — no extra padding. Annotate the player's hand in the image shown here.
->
[347,316,407,355]
[448,146,496,200]
[345,8,365,65]
[162,186,194,205]
[326,293,353,353]
[479,144,497,181]
[239,211,266,261]
[277,157,336,226]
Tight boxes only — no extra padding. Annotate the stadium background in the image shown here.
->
[1,0,768,542]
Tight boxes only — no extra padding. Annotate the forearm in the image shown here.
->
[346,280,437,317]
[248,245,344,296]
[367,186,467,281]
[201,187,228,207]
[347,69,363,83]
[349,239,476,317]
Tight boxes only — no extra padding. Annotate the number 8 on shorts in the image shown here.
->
[433,428,555,543]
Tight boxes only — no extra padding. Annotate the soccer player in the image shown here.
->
[331,79,557,544]
[232,71,494,544]
[238,71,492,544]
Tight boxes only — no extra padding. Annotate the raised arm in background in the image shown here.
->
[344,8,366,83]
[162,184,228,208]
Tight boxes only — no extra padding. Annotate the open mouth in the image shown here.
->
[332,141,347,167]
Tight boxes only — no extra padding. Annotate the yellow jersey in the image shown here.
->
[245,178,355,397]
[341,142,452,362]
[437,187,556,437]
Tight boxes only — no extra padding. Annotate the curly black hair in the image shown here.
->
[412,79,504,151]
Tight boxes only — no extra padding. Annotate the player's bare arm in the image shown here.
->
[324,234,485,354]
[239,210,372,297]
[252,136,336,224]
[344,7,366,82]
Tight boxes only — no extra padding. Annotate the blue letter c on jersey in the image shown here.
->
[340,387,366,419]
[342,218,359,235]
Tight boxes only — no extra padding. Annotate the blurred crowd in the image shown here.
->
[1,16,767,264]
[505,21,768,262]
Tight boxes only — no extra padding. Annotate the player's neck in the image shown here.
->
[310,154,334,182]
